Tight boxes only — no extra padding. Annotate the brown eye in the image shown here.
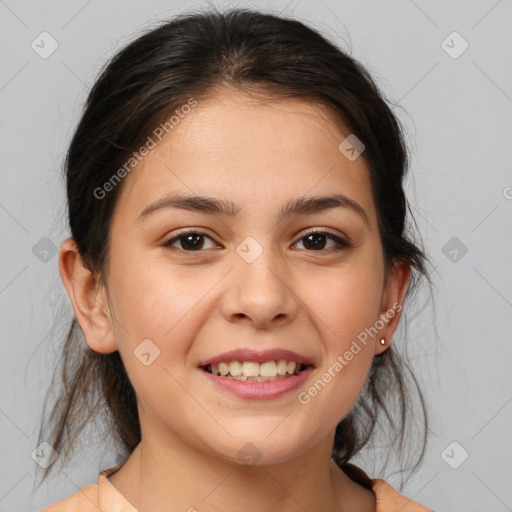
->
[163,231,217,251]
[162,229,352,253]
[293,230,352,252]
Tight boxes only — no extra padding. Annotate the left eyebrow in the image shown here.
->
[137,192,369,227]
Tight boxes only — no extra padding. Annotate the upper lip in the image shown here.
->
[197,348,315,367]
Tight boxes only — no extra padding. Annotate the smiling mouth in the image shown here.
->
[201,360,310,382]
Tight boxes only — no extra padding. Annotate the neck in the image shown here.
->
[108,431,369,512]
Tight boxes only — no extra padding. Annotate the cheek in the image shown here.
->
[297,251,383,412]
[107,246,205,340]
[106,250,222,392]
[106,262,204,420]
[298,279,379,430]
[307,254,384,346]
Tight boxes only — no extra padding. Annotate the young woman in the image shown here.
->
[39,8,434,511]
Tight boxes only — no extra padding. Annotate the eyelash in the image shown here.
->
[162,228,352,253]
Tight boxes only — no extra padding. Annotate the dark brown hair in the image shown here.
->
[38,6,433,489]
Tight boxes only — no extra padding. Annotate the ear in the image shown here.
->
[58,238,118,354]
[374,260,411,355]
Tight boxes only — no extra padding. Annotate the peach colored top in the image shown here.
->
[42,464,433,512]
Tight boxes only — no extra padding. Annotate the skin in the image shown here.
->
[59,88,410,512]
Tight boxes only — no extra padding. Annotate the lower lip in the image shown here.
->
[199,366,314,400]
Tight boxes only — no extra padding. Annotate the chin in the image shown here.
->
[205,431,314,468]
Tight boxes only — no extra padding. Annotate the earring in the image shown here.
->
[380,338,386,345]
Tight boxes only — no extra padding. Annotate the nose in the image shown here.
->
[220,246,299,330]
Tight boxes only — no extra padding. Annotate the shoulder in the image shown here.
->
[41,483,99,511]
[41,464,137,512]
[339,462,433,511]
[371,478,434,512]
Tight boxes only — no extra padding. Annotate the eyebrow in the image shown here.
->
[137,192,369,226]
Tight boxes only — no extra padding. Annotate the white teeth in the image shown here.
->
[260,361,277,377]
[219,362,229,376]
[206,359,305,378]
[276,359,287,375]
[242,361,260,377]
[229,361,242,376]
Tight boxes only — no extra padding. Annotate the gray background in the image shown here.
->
[1,0,511,510]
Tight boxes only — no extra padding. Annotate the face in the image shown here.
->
[65,89,409,466]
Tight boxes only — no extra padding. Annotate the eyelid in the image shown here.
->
[296,226,346,240]
[293,227,352,249]
[162,227,219,247]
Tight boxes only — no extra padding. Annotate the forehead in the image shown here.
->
[163,90,351,160]
[113,89,377,227]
